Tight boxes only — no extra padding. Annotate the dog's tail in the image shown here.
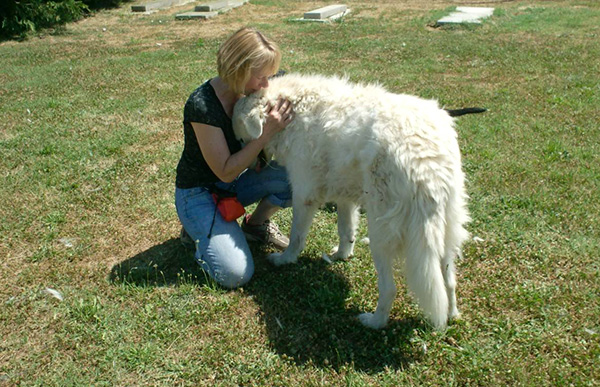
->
[445,107,487,117]
[403,207,450,330]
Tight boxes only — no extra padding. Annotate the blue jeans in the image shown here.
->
[175,162,291,288]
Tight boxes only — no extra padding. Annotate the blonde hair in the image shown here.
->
[217,27,282,95]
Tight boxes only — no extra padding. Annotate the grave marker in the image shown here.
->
[175,11,218,20]
[195,0,229,12]
[176,0,248,20]
[131,0,194,12]
[304,4,347,20]
[293,4,349,23]
[437,6,494,25]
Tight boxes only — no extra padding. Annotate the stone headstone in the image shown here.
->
[293,4,349,23]
[195,0,229,12]
[131,0,194,12]
[175,11,218,19]
[437,6,494,25]
[176,0,248,20]
[304,4,347,20]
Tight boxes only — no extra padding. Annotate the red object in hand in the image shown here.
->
[212,194,245,222]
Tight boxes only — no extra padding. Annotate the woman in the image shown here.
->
[175,27,294,289]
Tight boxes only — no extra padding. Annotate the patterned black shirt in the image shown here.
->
[175,79,242,188]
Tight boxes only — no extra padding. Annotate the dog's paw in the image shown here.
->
[449,308,461,322]
[267,252,297,266]
[357,313,387,330]
[329,245,352,260]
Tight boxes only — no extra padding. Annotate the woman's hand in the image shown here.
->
[261,98,293,140]
[191,99,293,182]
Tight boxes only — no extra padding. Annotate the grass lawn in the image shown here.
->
[1,0,599,385]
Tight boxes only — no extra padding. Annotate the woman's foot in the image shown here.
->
[241,215,289,250]
[180,227,195,251]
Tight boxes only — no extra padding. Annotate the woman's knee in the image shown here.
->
[199,234,254,289]
[215,255,254,289]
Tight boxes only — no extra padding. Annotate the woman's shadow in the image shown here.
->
[109,238,208,286]
[110,239,422,372]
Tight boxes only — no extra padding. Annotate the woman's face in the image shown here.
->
[244,68,274,95]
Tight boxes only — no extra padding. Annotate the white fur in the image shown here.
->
[233,74,470,330]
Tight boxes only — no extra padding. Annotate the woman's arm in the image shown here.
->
[193,122,269,183]
[193,98,292,183]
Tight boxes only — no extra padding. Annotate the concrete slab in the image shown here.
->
[175,0,248,20]
[194,0,247,12]
[195,0,228,12]
[304,4,347,20]
[227,0,248,9]
[437,6,494,25]
[131,0,193,12]
[175,11,218,19]
[293,4,350,23]
[131,0,169,12]
[456,6,495,16]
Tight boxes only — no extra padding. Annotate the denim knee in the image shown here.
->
[217,263,254,289]
[196,234,254,289]
[197,253,254,289]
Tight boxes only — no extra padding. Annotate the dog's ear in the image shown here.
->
[233,95,265,141]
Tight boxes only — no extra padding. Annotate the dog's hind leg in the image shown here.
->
[442,183,469,322]
[268,198,319,266]
[358,238,397,329]
[442,250,460,320]
[330,201,359,260]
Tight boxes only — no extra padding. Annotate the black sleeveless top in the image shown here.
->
[175,79,242,188]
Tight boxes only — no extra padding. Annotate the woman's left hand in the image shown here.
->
[262,98,293,138]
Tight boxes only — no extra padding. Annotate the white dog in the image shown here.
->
[233,73,471,330]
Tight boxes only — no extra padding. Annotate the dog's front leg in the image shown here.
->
[330,201,359,260]
[268,198,319,266]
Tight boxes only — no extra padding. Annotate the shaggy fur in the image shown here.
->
[233,74,470,330]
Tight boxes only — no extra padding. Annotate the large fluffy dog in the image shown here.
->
[233,73,470,330]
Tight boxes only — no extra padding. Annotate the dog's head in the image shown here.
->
[232,94,266,144]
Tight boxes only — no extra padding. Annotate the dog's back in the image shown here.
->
[263,75,463,209]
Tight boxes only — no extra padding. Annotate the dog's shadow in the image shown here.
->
[246,245,422,372]
[109,240,421,372]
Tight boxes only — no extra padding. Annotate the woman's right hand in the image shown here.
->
[261,98,293,139]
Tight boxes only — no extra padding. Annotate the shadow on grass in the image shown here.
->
[108,238,208,286]
[246,247,423,373]
[109,239,421,372]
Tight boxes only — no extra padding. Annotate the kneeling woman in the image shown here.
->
[175,27,294,288]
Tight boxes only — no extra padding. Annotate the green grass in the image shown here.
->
[1,1,599,385]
